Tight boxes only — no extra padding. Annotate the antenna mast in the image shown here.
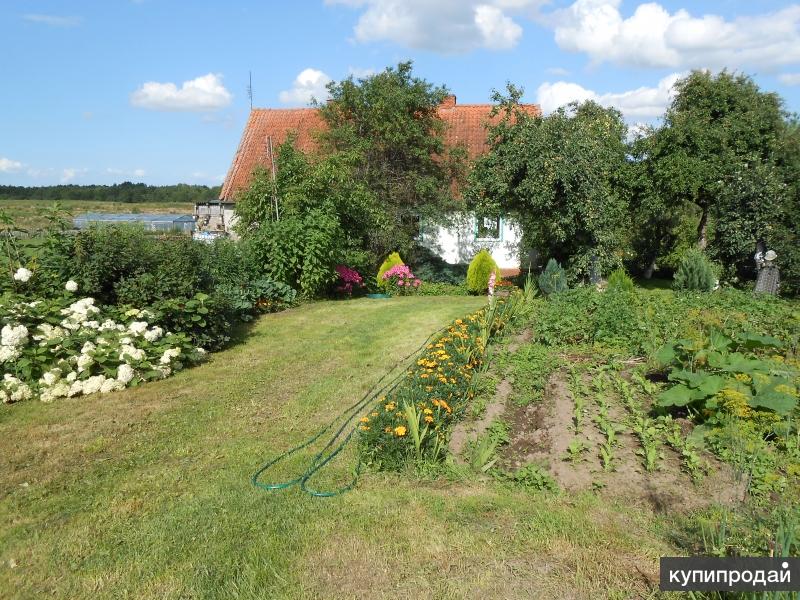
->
[247,71,253,110]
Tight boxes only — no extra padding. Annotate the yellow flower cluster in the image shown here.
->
[358,299,520,456]
[718,388,752,418]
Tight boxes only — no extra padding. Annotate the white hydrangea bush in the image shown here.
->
[0,288,207,404]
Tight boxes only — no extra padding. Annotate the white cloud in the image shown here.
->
[551,1,800,70]
[536,73,682,119]
[546,67,571,76]
[130,73,232,112]
[327,0,545,53]
[779,73,800,86]
[278,68,332,105]
[133,169,147,178]
[60,168,88,183]
[348,66,377,78]
[22,14,82,27]
[474,5,522,50]
[0,158,23,173]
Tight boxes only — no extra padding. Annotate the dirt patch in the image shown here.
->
[449,380,512,463]
[501,369,747,513]
[449,329,533,462]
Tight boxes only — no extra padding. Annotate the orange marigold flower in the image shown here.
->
[359,416,370,423]
[394,425,407,437]
[424,415,434,423]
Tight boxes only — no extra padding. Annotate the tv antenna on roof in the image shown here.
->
[247,71,253,110]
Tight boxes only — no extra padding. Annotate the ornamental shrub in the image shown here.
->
[334,265,364,296]
[244,208,341,298]
[606,268,635,293]
[466,249,500,294]
[381,264,421,295]
[377,252,404,288]
[538,259,568,296]
[673,249,716,292]
[0,285,205,404]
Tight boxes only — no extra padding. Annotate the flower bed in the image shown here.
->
[358,292,524,469]
[381,264,421,295]
[0,285,204,404]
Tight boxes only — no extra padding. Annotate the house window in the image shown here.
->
[476,214,501,240]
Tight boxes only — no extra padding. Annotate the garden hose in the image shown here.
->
[251,326,447,497]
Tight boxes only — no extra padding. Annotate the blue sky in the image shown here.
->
[2,0,800,186]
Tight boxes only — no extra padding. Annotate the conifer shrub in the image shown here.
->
[376,252,404,288]
[466,249,500,294]
[606,268,635,293]
[538,259,568,296]
[673,249,717,292]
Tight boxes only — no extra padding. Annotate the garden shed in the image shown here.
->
[73,213,196,233]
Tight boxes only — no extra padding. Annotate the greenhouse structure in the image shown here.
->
[73,213,196,233]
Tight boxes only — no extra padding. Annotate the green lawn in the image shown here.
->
[1,199,194,230]
[1,297,677,599]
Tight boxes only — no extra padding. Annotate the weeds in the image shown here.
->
[564,438,590,463]
[496,463,558,491]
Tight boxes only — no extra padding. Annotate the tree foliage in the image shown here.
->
[235,62,464,283]
[467,87,630,279]
[642,70,800,293]
[648,71,787,261]
[0,182,219,203]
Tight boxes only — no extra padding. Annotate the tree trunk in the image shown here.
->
[697,206,708,250]
[643,258,656,279]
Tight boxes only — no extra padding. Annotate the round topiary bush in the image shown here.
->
[673,249,716,292]
[377,252,404,288]
[466,249,500,294]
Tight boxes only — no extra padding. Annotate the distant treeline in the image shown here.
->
[0,182,221,204]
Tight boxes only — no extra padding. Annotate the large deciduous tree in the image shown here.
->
[649,71,788,273]
[235,62,464,269]
[317,61,465,259]
[467,86,630,278]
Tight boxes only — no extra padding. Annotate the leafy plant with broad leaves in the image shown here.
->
[654,328,798,417]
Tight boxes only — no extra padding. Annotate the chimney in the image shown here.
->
[440,95,456,109]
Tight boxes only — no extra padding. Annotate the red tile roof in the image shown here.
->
[219,96,540,200]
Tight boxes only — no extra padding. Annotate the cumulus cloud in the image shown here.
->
[0,158,23,173]
[536,73,682,119]
[279,68,332,105]
[22,14,82,27]
[551,0,800,70]
[130,73,232,111]
[327,0,544,53]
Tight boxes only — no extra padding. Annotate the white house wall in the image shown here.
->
[421,213,522,270]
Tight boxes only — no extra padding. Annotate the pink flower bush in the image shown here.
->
[335,265,364,296]
[381,264,421,296]
[488,271,496,297]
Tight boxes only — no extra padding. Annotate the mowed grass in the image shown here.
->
[1,297,677,599]
[1,199,195,230]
